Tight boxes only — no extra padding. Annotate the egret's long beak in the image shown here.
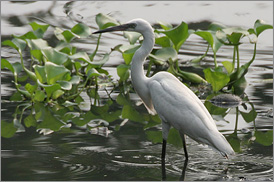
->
[93,23,132,34]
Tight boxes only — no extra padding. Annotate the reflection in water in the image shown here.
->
[161,158,188,181]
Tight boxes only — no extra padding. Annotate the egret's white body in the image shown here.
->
[94,19,235,159]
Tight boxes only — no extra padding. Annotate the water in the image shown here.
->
[1,1,273,181]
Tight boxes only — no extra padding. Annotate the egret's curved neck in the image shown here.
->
[131,27,155,87]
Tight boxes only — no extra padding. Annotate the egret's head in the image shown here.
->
[93,19,152,34]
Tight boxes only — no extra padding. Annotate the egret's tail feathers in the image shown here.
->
[209,132,235,159]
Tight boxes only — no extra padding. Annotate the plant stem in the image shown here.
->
[236,45,240,76]
[90,34,102,61]
[232,46,236,70]
[213,52,217,68]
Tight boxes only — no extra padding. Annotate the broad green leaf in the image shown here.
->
[52,89,65,99]
[1,58,14,73]
[95,13,119,30]
[69,52,93,65]
[203,67,230,92]
[42,48,68,65]
[116,93,130,105]
[17,31,37,39]
[146,130,162,144]
[68,75,81,84]
[254,130,273,146]
[204,100,228,115]
[58,81,72,90]
[222,61,234,74]
[123,32,141,44]
[33,65,47,83]
[37,80,62,99]
[122,104,144,122]
[240,109,257,123]
[167,128,183,148]
[155,36,172,47]
[86,68,100,79]
[254,19,273,37]
[55,27,78,42]
[25,83,37,94]
[34,90,46,102]
[31,49,43,63]
[27,39,49,50]
[29,22,50,34]
[156,21,189,52]
[2,38,26,53]
[227,132,241,152]
[117,64,130,81]
[1,121,17,138]
[122,45,140,65]
[45,62,70,84]
[149,47,177,62]
[71,23,92,38]
[24,114,37,127]
[158,21,173,30]
[195,30,223,53]
[10,91,23,101]
[37,107,65,131]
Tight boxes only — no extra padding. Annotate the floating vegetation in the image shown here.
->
[1,12,273,151]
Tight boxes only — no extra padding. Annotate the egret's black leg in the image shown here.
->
[180,133,188,160]
[161,139,167,160]
[179,157,189,181]
[161,157,166,180]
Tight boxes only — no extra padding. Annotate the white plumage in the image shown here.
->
[93,18,235,159]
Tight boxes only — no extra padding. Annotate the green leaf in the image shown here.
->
[158,21,173,30]
[222,61,234,74]
[1,121,17,138]
[90,53,110,67]
[25,83,37,95]
[34,90,46,102]
[37,107,65,131]
[27,39,49,50]
[254,130,273,146]
[10,91,23,101]
[95,13,119,30]
[203,67,230,92]
[117,64,130,82]
[86,68,100,79]
[146,130,162,144]
[156,21,189,52]
[122,45,140,65]
[240,109,257,123]
[71,23,92,38]
[52,89,65,99]
[1,58,14,72]
[42,48,68,65]
[58,81,72,90]
[33,65,47,83]
[37,80,62,99]
[31,49,43,63]
[208,22,226,31]
[122,104,144,122]
[123,32,141,44]
[24,114,37,127]
[45,62,70,84]
[29,22,50,33]
[167,128,182,148]
[195,30,223,53]
[155,36,172,47]
[254,19,273,37]
[2,38,26,53]
[69,52,93,65]
[149,47,177,62]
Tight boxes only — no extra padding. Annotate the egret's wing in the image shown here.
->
[148,72,217,141]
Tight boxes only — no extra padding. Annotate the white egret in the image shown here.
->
[93,19,235,160]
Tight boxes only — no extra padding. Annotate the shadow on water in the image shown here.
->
[1,1,273,181]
